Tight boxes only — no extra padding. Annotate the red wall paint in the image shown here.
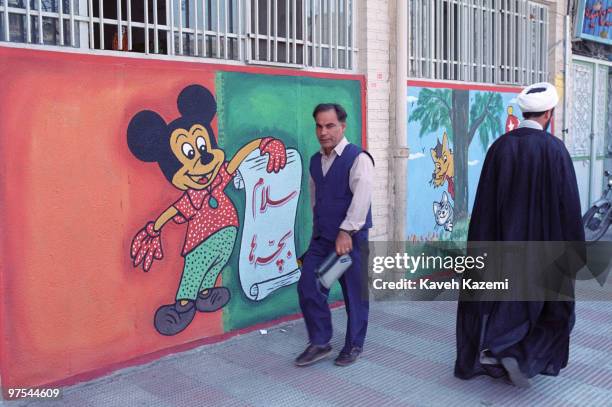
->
[0,49,223,389]
[0,47,366,392]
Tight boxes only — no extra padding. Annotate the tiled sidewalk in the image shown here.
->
[6,297,612,407]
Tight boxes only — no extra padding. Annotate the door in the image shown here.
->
[568,59,610,213]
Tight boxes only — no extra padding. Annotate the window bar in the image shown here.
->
[414,0,419,77]
[495,0,501,83]
[192,0,197,55]
[3,0,8,42]
[343,0,348,69]
[435,0,442,78]
[127,0,132,50]
[59,0,65,45]
[116,0,121,50]
[216,0,221,58]
[464,0,469,80]
[488,0,493,82]
[26,0,32,43]
[543,7,548,81]
[477,0,481,79]
[463,0,472,81]
[318,0,322,66]
[286,0,290,63]
[541,8,546,81]
[529,4,534,82]
[144,0,150,53]
[350,0,354,69]
[224,0,228,59]
[37,0,43,44]
[255,0,259,59]
[88,0,94,48]
[169,0,175,55]
[448,0,453,80]
[508,0,513,82]
[525,2,530,82]
[238,0,243,60]
[273,0,278,61]
[293,0,297,64]
[154,0,159,53]
[333,0,337,68]
[97,0,103,48]
[68,0,76,47]
[472,0,477,82]
[510,0,518,83]
[310,0,317,67]
[466,0,471,80]
[408,0,412,76]
[500,0,505,82]
[267,0,271,61]
[428,0,433,77]
[302,0,307,66]
[178,0,183,55]
[459,0,464,80]
[246,0,251,60]
[524,1,529,82]
[517,0,521,83]
[202,0,207,57]
[477,0,483,82]
[69,0,75,46]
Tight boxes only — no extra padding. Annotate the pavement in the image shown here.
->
[4,300,612,407]
[4,230,612,407]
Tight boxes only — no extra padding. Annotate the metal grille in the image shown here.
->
[595,65,608,156]
[568,61,594,157]
[408,0,549,85]
[0,0,356,69]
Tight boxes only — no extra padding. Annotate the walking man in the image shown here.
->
[295,103,374,367]
[455,83,584,387]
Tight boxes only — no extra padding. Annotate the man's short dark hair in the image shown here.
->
[522,108,554,120]
[312,103,348,122]
[522,111,547,119]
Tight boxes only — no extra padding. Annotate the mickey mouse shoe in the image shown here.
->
[154,300,197,336]
[196,287,231,312]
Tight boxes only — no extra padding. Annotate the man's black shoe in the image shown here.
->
[294,344,332,367]
[334,347,362,366]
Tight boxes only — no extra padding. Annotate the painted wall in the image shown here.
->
[405,81,522,241]
[0,47,365,390]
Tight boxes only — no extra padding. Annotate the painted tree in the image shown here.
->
[409,88,504,222]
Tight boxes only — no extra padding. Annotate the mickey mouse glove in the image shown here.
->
[259,137,287,173]
[131,222,164,272]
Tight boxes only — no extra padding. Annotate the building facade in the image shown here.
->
[2,0,607,392]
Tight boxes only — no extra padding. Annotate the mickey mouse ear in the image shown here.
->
[127,110,167,162]
[177,85,217,123]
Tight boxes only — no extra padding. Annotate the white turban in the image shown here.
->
[517,82,559,113]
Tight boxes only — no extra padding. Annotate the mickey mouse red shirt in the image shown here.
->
[173,162,239,255]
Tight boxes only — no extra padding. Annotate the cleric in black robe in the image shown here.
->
[454,82,585,387]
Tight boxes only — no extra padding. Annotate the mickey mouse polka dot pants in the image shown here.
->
[175,226,237,301]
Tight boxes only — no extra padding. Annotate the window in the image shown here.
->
[0,0,356,69]
[408,0,549,85]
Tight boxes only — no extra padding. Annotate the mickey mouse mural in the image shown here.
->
[127,84,287,336]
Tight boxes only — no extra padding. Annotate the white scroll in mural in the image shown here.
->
[234,148,302,301]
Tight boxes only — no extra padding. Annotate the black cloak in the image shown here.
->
[455,126,585,380]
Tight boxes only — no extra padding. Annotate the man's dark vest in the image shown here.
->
[309,143,373,241]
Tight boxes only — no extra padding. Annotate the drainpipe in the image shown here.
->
[393,0,409,241]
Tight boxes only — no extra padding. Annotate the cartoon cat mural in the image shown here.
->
[433,191,454,232]
[430,132,455,200]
